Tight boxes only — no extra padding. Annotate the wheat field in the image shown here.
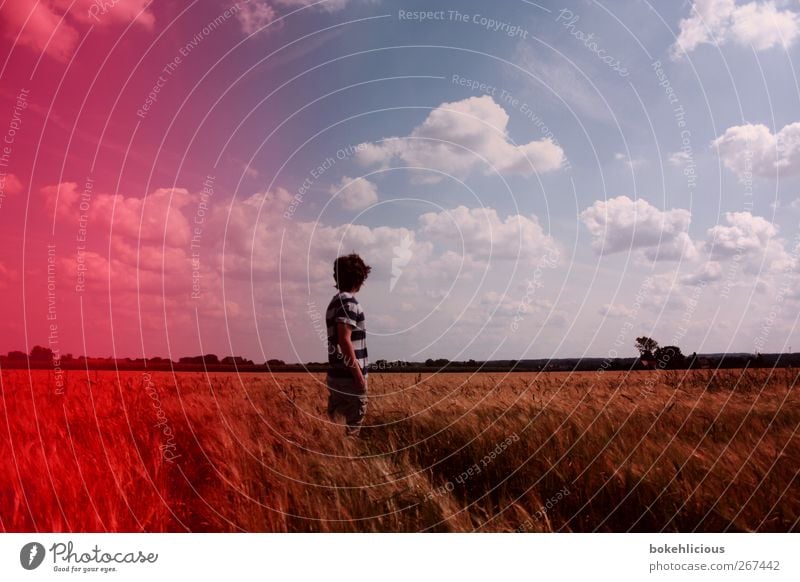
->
[1,367,798,532]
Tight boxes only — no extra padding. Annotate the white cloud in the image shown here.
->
[712,122,800,176]
[705,211,777,258]
[2,0,80,61]
[641,272,691,312]
[669,151,692,165]
[643,232,698,262]
[1,0,154,61]
[214,191,394,283]
[681,261,724,285]
[237,0,357,34]
[41,183,195,247]
[729,1,799,49]
[355,96,565,181]
[671,0,799,59]
[419,205,559,264]
[580,196,697,261]
[236,1,279,34]
[0,173,23,197]
[420,250,485,279]
[614,152,645,169]
[701,212,795,284]
[329,176,378,211]
[599,303,637,318]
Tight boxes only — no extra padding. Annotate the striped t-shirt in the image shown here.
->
[326,291,368,378]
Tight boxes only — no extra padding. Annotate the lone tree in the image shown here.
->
[635,336,658,359]
[654,345,685,369]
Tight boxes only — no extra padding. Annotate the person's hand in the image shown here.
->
[354,372,367,393]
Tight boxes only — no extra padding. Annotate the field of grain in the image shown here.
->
[1,367,798,532]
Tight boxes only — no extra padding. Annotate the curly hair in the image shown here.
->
[333,253,371,291]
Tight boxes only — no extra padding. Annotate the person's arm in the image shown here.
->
[337,321,366,390]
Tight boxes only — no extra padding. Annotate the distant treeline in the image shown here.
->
[2,345,799,372]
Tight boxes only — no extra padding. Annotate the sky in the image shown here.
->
[1,0,800,364]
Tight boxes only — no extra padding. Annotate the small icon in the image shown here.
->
[20,542,46,570]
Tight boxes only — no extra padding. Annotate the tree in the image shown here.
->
[30,345,54,360]
[654,346,685,369]
[634,337,658,359]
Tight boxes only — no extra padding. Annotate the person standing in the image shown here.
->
[325,254,371,436]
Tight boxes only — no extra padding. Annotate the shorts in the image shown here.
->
[326,374,368,429]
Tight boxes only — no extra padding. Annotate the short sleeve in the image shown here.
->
[334,303,359,329]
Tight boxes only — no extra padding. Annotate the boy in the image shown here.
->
[325,253,371,436]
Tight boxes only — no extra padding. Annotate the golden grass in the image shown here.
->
[1,367,798,532]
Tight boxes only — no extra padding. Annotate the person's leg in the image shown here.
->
[342,393,367,435]
[327,377,345,421]
[342,376,367,435]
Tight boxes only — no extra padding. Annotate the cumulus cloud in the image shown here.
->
[355,96,565,182]
[1,0,154,61]
[225,199,557,294]
[329,176,378,211]
[712,122,800,176]
[216,189,431,289]
[580,196,697,261]
[419,205,559,264]
[2,0,80,61]
[705,211,776,258]
[39,183,226,344]
[700,211,796,299]
[671,0,799,59]
[34,176,567,358]
[41,182,195,247]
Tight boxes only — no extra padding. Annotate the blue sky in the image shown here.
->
[274,0,800,362]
